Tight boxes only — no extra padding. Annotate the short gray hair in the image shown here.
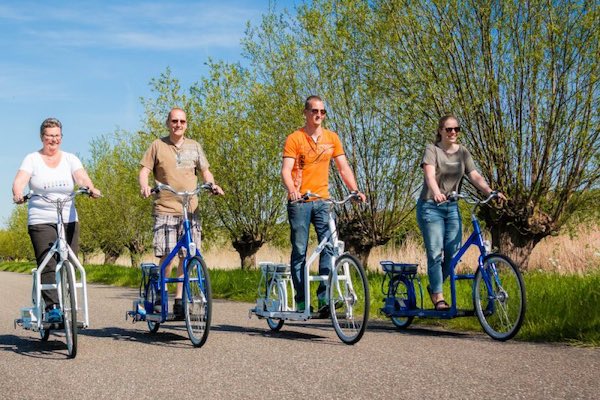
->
[40,117,62,139]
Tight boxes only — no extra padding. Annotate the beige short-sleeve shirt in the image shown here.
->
[140,136,209,215]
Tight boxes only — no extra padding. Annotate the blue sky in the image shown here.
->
[0,0,298,227]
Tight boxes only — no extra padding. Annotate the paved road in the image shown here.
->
[0,271,598,399]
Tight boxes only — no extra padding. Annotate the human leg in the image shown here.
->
[417,200,448,309]
[28,223,59,307]
[312,201,332,303]
[442,204,462,283]
[287,202,311,306]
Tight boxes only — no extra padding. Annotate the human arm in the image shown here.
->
[138,166,153,198]
[73,168,102,198]
[333,155,366,202]
[12,170,31,204]
[467,170,507,200]
[200,168,224,195]
[422,164,446,203]
[281,157,301,201]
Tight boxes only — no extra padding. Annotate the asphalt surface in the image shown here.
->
[1,271,598,399]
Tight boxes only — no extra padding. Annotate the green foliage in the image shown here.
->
[375,0,599,267]
[78,130,154,265]
[0,206,33,261]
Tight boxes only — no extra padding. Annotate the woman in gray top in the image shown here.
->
[416,115,505,310]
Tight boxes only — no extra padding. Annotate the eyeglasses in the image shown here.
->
[445,127,461,133]
[171,119,186,124]
[309,109,327,116]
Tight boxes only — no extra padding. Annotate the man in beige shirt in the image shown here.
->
[139,107,223,316]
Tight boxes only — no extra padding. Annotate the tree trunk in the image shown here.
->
[232,235,264,270]
[343,241,374,270]
[490,224,546,271]
[104,250,120,265]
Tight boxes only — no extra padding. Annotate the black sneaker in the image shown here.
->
[173,299,184,318]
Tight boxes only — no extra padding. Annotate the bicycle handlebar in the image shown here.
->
[442,190,499,206]
[23,187,94,203]
[293,191,363,205]
[151,181,217,196]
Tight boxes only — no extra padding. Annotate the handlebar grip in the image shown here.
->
[150,187,160,194]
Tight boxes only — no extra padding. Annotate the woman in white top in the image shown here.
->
[12,117,101,322]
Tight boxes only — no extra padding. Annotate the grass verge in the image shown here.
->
[2,261,597,346]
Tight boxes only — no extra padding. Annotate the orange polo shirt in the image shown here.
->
[283,128,345,199]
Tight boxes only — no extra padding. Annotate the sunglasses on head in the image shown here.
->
[309,109,327,116]
[445,126,461,133]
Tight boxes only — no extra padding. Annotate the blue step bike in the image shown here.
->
[127,182,215,347]
[380,191,526,341]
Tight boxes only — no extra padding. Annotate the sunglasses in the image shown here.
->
[445,126,461,133]
[309,109,327,116]
[171,119,187,124]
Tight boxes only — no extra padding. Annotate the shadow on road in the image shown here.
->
[0,334,72,360]
[366,319,475,339]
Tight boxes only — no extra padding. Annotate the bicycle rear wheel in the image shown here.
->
[329,254,369,345]
[144,281,160,333]
[473,254,526,341]
[266,278,285,331]
[60,262,78,358]
[390,279,414,329]
[184,256,212,347]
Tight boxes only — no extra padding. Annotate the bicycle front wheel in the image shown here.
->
[328,254,369,345]
[184,256,212,347]
[60,262,78,358]
[473,254,526,341]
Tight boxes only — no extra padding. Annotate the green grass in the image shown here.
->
[2,261,598,346]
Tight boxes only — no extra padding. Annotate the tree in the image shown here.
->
[378,0,599,269]
[243,1,425,266]
[190,61,296,268]
[0,206,33,261]
[78,131,154,266]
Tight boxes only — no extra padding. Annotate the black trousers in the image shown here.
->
[28,222,79,307]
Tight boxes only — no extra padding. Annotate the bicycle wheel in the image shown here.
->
[144,281,160,333]
[266,278,285,331]
[328,254,369,345]
[184,256,212,347]
[60,262,78,358]
[473,254,526,341]
[390,279,414,329]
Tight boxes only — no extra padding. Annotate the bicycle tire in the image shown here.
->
[329,254,369,345]
[60,262,78,358]
[390,279,414,329]
[143,276,161,333]
[184,256,212,347]
[473,254,526,341]
[266,278,285,331]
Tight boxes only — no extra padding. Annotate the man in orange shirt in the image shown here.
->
[281,95,366,314]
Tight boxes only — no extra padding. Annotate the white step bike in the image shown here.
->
[250,192,370,345]
[14,187,93,358]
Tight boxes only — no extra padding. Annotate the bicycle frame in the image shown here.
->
[16,190,89,332]
[143,183,210,323]
[253,194,357,321]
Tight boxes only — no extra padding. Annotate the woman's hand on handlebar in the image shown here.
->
[433,192,447,203]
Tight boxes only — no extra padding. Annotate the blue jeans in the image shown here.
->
[287,200,333,304]
[416,199,462,294]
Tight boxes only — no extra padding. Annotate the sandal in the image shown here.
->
[434,300,450,311]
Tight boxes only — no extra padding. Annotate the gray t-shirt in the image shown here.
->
[418,143,476,201]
